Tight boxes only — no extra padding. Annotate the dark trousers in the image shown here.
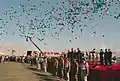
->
[78,68,82,81]
[104,57,108,65]
[108,58,112,65]
[100,57,103,65]
[70,74,76,81]
[105,58,112,65]
[105,59,108,65]
[30,59,33,66]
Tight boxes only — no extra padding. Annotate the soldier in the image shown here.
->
[69,59,78,81]
[58,56,64,80]
[81,58,89,81]
[64,58,70,81]
[52,57,58,77]
[43,57,47,72]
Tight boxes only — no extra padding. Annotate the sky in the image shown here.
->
[0,0,120,52]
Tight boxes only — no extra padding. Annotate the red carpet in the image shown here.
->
[90,64,120,71]
[88,64,120,81]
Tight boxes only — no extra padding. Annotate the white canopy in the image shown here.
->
[0,52,9,56]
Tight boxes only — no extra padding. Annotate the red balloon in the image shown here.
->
[44,52,46,54]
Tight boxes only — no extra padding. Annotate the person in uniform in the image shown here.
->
[43,56,47,72]
[64,58,70,81]
[80,58,89,81]
[52,57,58,77]
[69,59,78,81]
[58,56,64,80]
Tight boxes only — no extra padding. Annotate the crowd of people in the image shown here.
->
[0,48,113,81]
[0,55,24,63]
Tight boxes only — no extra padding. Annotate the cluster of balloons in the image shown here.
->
[0,0,120,43]
[0,18,8,40]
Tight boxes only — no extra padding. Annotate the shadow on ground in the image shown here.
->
[25,65,57,81]
[27,66,38,72]
[33,72,56,81]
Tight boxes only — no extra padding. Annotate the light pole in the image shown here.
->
[26,36,47,57]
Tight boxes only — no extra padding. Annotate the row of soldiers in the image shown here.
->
[24,52,89,81]
[47,55,89,81]
[0,55,24,63]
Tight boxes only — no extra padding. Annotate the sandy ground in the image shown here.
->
[0,62,57,81]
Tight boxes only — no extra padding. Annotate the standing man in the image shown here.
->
[53,57,58,77]
[77,48,81,63]
[90,49,96,64]
[108,49,112,67]
[70,48,74,62]
[43,57,47,72]
[104,49,108,66]
[99,49,104,65]
[81,58,89,81]
[74,50,77,60]
[38,55,44,71]
[64,58,70,81]
[69,60,78,81]
[67,50,71,60]
[58,56,64,80]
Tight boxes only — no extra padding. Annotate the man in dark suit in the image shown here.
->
[99,49,104,65]
[77,48,82,63]
[108,49,112,66]
[104,49,108,65]
[73,50,77,60]
[67,50,71,59]
[69,48,74,62]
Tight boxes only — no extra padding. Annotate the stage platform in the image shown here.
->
[88,64,120,81]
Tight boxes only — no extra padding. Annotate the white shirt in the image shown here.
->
[81,62,88,70]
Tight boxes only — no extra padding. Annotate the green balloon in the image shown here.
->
[108,4,111,7]
[109,12,112,16]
